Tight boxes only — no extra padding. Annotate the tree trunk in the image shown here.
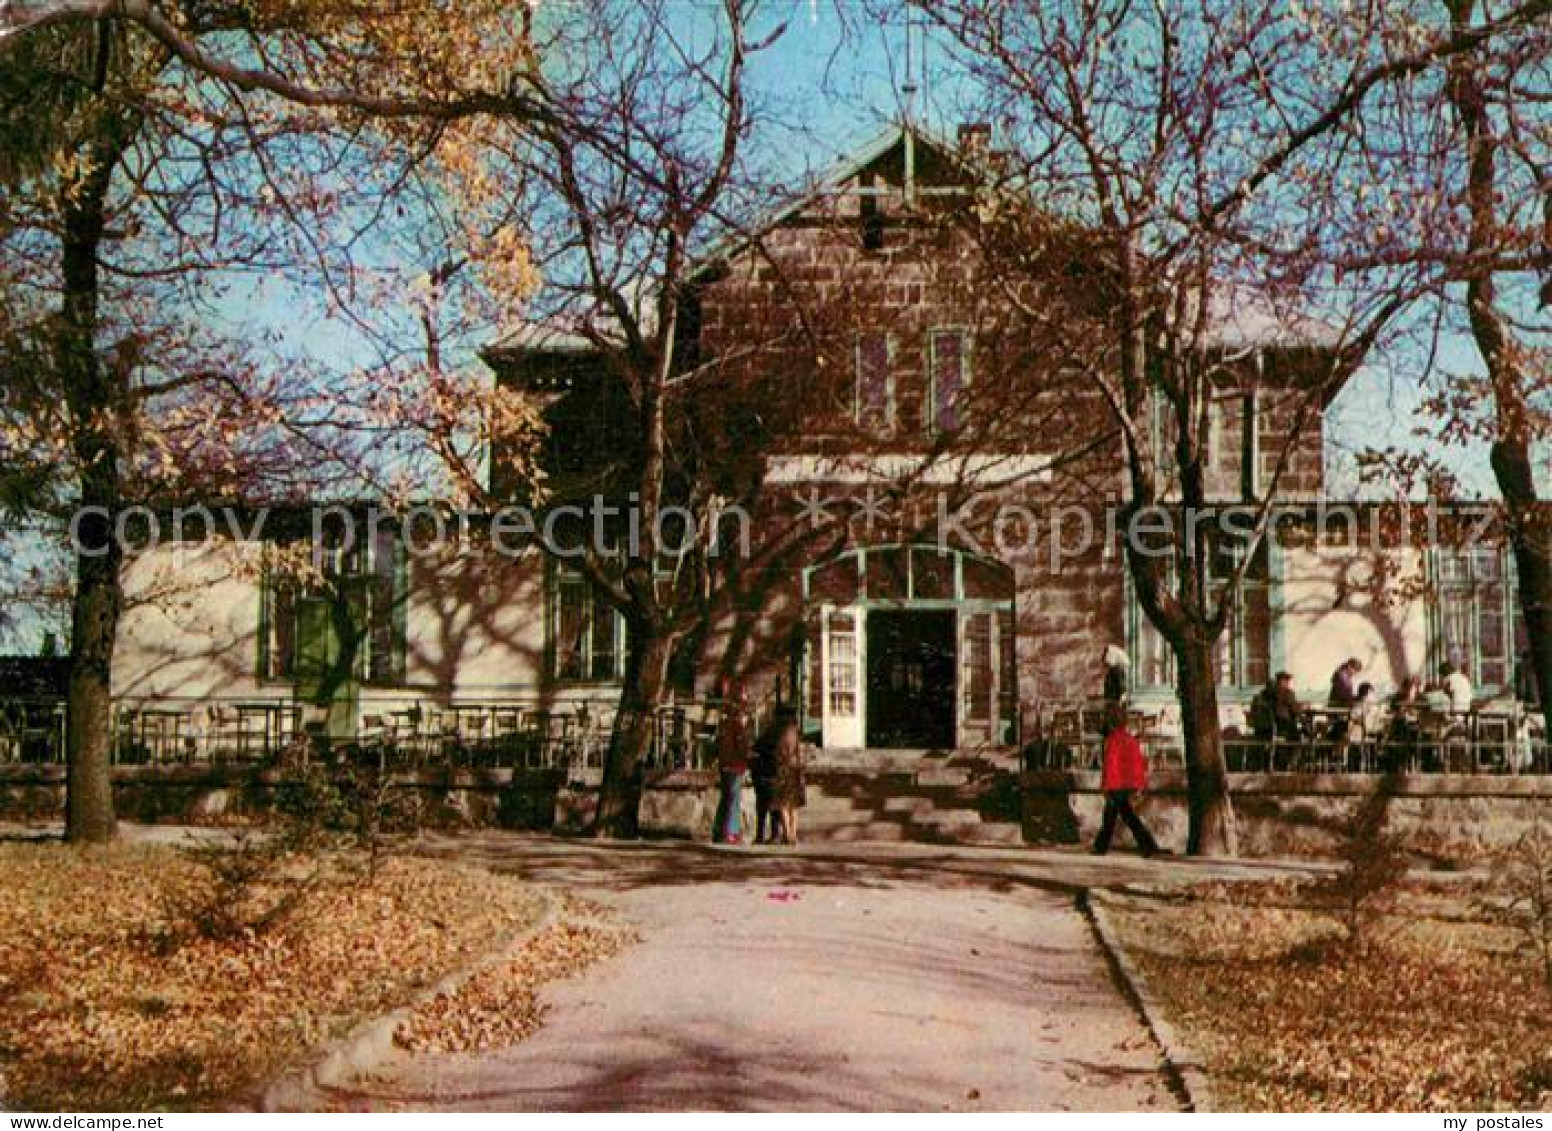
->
[65,522,121,843]
[1491,439,1552,736]
[1446,0,1552,737]
[592,627,675,838]
[58,135,123,845]
[1174,631,1238,857]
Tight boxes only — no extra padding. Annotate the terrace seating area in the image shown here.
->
[7,692,1549,778]
[0,695,727,774]
[1025,697,1550,775]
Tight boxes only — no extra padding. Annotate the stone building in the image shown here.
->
[108,124,1532,761]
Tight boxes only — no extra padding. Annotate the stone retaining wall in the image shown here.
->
[3,764,1546,858]
[1025,770,1552,859]
[0,764,567,830]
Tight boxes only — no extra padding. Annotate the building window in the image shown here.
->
[858,173,885,251]
[1151,389,1180,491]
[928,329,970,435]
[259,525,408,687]
[550,565,627,684]
[1152,387,1256,497]
[1430,545,1524,693]
[854,331,893,434]
[1127,541,1274,696]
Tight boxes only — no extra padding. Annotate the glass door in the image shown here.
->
[820,605,864,748]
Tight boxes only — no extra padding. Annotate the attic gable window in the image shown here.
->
[854,331,894,434]
[859,174,885,251]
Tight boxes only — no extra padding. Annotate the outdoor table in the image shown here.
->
[138,708,187,763]
[448,704,491,746]
[233,701,289,760]
[1300,707,1353,771]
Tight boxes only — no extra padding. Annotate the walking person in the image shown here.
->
[1092,703,1165,857]
[771,707,806,845]
[712,678,751,845]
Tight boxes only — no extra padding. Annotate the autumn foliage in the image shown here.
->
[0,841,545,1110]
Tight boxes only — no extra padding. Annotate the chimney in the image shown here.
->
[957,122,991,161]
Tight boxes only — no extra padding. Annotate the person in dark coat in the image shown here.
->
[750,717,781,844]
[1250,671,1307,767]
[1092,703,1165,857]
[1516,650,1541,709]
[1102,644,1130,704]
[1328,658,1362,708]
[771,708,806,845]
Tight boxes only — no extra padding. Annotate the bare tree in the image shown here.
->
[0,3,551,840]
[918,0,1541,853]
[1438,0,1552,732]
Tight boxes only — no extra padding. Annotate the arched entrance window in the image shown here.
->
[800,545,1015,750]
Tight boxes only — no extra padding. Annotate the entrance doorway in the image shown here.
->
[865,609,956,748]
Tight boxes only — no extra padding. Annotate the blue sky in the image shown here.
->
[0,1,1516,651]
[226,2,1501,499]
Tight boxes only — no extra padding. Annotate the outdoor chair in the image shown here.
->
[488,705,525,767]
[358,714,392,770]
[1414,708,1468,772]
[1045,707,1085,769]
[1473,711,1515,773]
[0,704,22,763]
[429,708,464,766]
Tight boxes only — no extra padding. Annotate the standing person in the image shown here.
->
[712,679,750,845]
[1516,650,1541,710]
[750,716,780,844]
[1325,658,1362,751]
[1092,703,1165,857]
[771,707,805,845]
[1102,644,1130,704]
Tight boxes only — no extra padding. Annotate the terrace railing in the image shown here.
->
[0,698,67,764]
[0,693,723,774]
[1025,697,1550,775]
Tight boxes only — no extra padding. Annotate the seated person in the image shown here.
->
[1250,672,1306,766]
[1424,664,1455,713]
[1328,657,1362,709]
[1345,682,1387,769]
[1389,676,1423,742]
[1444,663,1474,714]
[1352,682,1386,739]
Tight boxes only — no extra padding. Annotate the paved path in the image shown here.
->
[318,836,1222,1112]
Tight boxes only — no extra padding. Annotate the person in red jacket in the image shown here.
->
[1093,703,1165,857]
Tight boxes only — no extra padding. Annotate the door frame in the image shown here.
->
[800,544,1017,749]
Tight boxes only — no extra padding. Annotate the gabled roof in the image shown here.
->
[691,121,971,274]
[489,119,1345,366]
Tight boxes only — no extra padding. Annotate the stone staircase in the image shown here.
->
[798,749,1026,846]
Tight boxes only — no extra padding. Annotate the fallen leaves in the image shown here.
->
[1109,880,1552,1112]
[0,841,545,1111]
[394,915,637,1055]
